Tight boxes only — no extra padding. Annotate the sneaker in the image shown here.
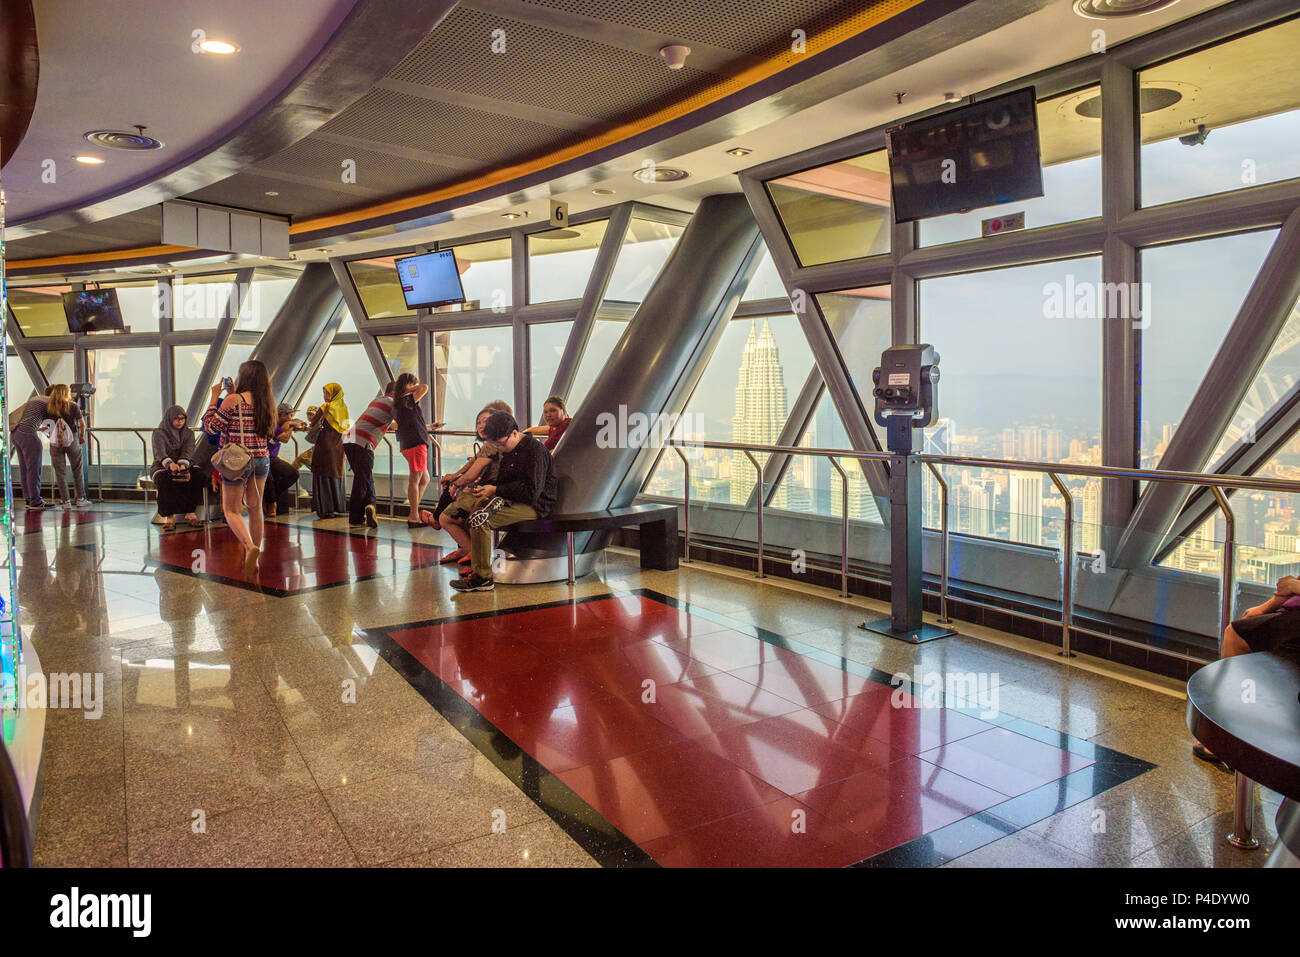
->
[74,498,93,508]
[451,574,493,592]
[467,497,507,529]
[364,504,379,529]
[60,501,72,510]
[438,548,466,566]
[31,501,56,510]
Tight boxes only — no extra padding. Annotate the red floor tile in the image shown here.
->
[728,657,877,707]
[585,595,738,642]
[491,695,683,773]
[517,618,653,658]
[443,658,618,724]
[641,797,880,868]
[810,686,997,754]
[556,738,785,844]
[562,641,722,698]
[638,671,807,739]
[794,756,1009,852]
[694,708,907,795]
[916,727,1095,797]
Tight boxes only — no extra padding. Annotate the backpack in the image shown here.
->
[38,417,76,449]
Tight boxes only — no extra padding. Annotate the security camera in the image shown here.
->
[1178,124,1210,147]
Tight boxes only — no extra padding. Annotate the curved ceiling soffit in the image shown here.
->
[5,0,461,240]
[0,0,39,169]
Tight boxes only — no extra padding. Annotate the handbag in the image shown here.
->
[306,409,324,444]
[211,399,253,482]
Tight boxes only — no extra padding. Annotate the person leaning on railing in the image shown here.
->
[1192,574,1300,771]
[265,403,308,518]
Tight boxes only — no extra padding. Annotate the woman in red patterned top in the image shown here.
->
[203,360,276,576]
[524,395,571,452]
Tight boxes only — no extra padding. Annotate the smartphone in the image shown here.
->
[221,377,234,391]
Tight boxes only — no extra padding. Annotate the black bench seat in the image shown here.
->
[508,503,679,582]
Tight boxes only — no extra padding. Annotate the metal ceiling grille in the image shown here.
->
[520,0,883,53]
[387,5,712,120]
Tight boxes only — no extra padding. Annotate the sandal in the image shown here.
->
[438,548,466,565]
[162,519,175,531]
[184,513,201,525]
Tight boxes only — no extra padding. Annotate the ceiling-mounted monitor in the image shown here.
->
[394,249,467,310]
[887,87,1044,224]
[61,288,125,333]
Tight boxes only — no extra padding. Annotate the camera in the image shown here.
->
[872,344,940,453]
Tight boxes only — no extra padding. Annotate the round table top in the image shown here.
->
[1186,652,1300,801]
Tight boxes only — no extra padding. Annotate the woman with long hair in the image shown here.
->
[45,383,92,508]
[203,360,276,576]
[150,404,202,528]
[392,372,431,527]
[307,382,349,519]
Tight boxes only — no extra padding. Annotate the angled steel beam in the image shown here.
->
[4,305,44,392]
[1114,207,1300,567]
[548,204,632,402]
[329,257,391,390]
[183,267,253,421]
[1159,378,1300,564]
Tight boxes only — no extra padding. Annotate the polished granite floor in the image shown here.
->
[10,504,1283,867]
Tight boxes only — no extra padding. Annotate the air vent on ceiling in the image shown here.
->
[633,165,689,184]
[1072,0,1181,18]
[83,129,164,151]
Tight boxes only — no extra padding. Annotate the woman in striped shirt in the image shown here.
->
[202,360,276,576]
[9,391,54,509]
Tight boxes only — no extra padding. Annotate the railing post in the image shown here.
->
[90,431,103,500]
[925,462,952,625]
[828,457,850,598]
[1047,472,1075,659]
[133,430,150,504]
[744,450,764,579]
[1209,485,1256,850]
[673,445,691,563]
[385,436,395,517]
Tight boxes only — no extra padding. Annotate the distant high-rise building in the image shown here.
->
[730,320,787,507]
[923,418,954,528]
[1009,472,1043,545]
[1080,477,1102,554]
[956,479,993,537]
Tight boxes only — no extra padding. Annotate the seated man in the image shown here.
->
[1192,574,1300,770]
[451,411,557,593]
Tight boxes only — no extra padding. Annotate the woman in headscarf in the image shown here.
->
[307,382,349,519]
[151,405,202,529]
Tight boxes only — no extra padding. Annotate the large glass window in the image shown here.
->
[528,221,607,303]
[773,392,883,524]
[378,334,418,381]
[448,237,512,311]
[766,149,891,266]
[347,258,415,320]
[919,86,1102,246]
[170,273,238,331]
[35,351,74,388]
[9,286,70,338]
[818,289,893,450]
[433,326,514,466]
[644,314,814,504]
[568,316,627,415]
[529,321,572,422]
[102,280,161,334]
[1140,230,1277,467]
[299,344,381,417]
[918,258,1101,547]
[743,247,787,302]
[605,219,684,302]
[235,270,297,331]
[1141,20,1300,208]
[88,348,164,466]
[4,355,36,416]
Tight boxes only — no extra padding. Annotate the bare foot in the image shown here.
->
[243,545,261,578]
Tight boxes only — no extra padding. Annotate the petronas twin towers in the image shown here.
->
[731,320,787,507]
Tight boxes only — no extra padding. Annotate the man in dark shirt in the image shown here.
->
[452,411,557,593]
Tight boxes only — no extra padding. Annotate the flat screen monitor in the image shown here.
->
[394,249,467,310]
[887,87,1044,224]
[61,288,126,333]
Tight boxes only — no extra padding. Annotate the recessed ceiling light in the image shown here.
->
[633,165,689,184]
[74,155,105,165]
[1073,0,1180,18]
[591,188,615,196]
[501,212,525,219]
[199,38,240,54]
[725,147,752,157]
[265,190,279,196]
[84,128,163,151]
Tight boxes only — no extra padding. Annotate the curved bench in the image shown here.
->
[1187,651,1300,864]
[506,503,679,583]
